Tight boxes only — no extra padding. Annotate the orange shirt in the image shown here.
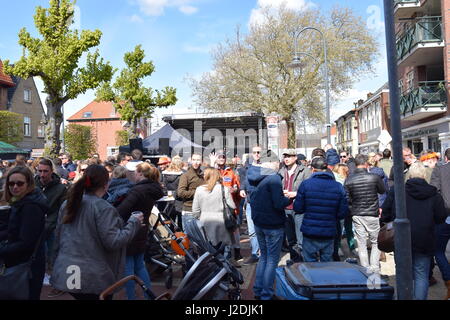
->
[219,167,241,215]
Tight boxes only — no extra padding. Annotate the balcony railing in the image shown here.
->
[396,16,443,62]
[400,81,447,117]
[394,0,420,6]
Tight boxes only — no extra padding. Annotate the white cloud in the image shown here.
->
[130,14,144,23]
[179,5,198,15]
[136,0,199,16]
[249,0,314,27]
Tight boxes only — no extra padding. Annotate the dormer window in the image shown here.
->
[83,112,93,118]
[24,89,31,103]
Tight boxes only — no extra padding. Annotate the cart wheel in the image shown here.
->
[165,269,173,289]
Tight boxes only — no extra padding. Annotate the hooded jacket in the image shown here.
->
[35,174,67,236]
[248,166,290,229]
[368,166,388,206]
[381,178,447,256]
[106,178,134,206]
[326,149,340,166]
[0,189,48,268]
[117,179,164,256]
[294,172,348,239]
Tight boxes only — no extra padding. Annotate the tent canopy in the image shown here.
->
[142,124,203,151]
[0,141,29,160]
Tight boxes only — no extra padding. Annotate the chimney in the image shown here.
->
[357,99,364,106]
[367,92,373,100]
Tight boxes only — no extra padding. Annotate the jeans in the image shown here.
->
[246,203,260,257]
[302,236,334,262]
[125,254,152,300]
[294,214,304,249]
[181,211,195,232]
[435,222,450,281]
[45,230,55,272]
[333,220,344,260]
[253,226,285,300]
[353,216,381,272]
[412,252,431,300]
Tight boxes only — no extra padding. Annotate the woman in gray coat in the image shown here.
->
[192,168,236,262]
[50,165,143,300]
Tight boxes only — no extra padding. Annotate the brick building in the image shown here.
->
[0,60,46,153]
[355,83,392,154]
[395,0,450,155]
[67,101,125,161]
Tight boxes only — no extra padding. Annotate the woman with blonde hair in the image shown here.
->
[192,168,237,263]
[116,162,164,300]
[332,164,349,185]
[73,161,89,183]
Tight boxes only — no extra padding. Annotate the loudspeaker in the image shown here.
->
[159,138,170,156]
[129,138,144,153]
[119,145,131,154]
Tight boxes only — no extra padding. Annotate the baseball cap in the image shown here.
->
[282,149,297,156]
[158,157,171,165]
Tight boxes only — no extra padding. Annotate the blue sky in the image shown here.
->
[0,0,388,127]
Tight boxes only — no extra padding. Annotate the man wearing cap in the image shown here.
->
[248,150,290,300]
[297,154,308,167]
[279,149,311,263]
[294,157,348,262]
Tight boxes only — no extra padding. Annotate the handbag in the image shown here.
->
[221,185,238,232]
[0,231,45,300]
[378,222,395,253]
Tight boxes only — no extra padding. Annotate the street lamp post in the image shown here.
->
[384,0,413,299]
[288,27,331,145]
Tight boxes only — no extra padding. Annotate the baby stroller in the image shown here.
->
[144,200,193,289]
[100,219,244,300]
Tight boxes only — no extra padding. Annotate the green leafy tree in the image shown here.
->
[96,45,177,138]
[64,124,96,160]
[115,130,130,147]
[4,0,114,157]
[189,5,379,147]
[0,111,23,145]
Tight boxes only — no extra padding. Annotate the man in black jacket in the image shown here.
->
[35,158,67,297]
[345,154,385,273]
[430,148,450,299]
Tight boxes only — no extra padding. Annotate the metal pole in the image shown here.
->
[323,37,331,145]
[383,0,413,300]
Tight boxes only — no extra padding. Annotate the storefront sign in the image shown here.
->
[403,128,438,139]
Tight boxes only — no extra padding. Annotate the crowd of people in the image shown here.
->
[0,144,449,301]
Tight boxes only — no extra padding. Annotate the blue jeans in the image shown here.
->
[253,226,285,300]
[125,254,152,300]
[246,203,260,257]
[412,252,431,300]
[302,236,334,262]
[435,223,450,281]
[294,214,304,249]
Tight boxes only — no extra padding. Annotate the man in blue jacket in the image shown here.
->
[249,150,290,300]
[294,157,348,262]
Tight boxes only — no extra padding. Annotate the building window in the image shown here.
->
[24,117,31,137]
[38,125,45,138]
[24,89,31,103]
[407,71,414,91]
[83,112,93,118]
[398,79,404,95]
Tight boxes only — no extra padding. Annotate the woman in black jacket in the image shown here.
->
[161,156,185,229]
[0,166,48,300]
[381,162,447,300]
[117,162,164,300]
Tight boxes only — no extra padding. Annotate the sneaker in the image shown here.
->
[229,259,242,268]
[243,255,259,265]
[235,254,244,262]
[47,288,65,298]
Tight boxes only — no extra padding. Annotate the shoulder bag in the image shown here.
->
[0,231,45,300]
[221,185,238,232]
[377,222,395,253]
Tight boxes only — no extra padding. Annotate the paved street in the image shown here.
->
[41,223,450,301]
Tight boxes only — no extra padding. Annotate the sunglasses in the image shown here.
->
[340,156,347,159]
[253,151,261,154]
[80,168,87,172]
[8,181,26,187]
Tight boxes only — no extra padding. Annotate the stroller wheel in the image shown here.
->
[165,269,173,289]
